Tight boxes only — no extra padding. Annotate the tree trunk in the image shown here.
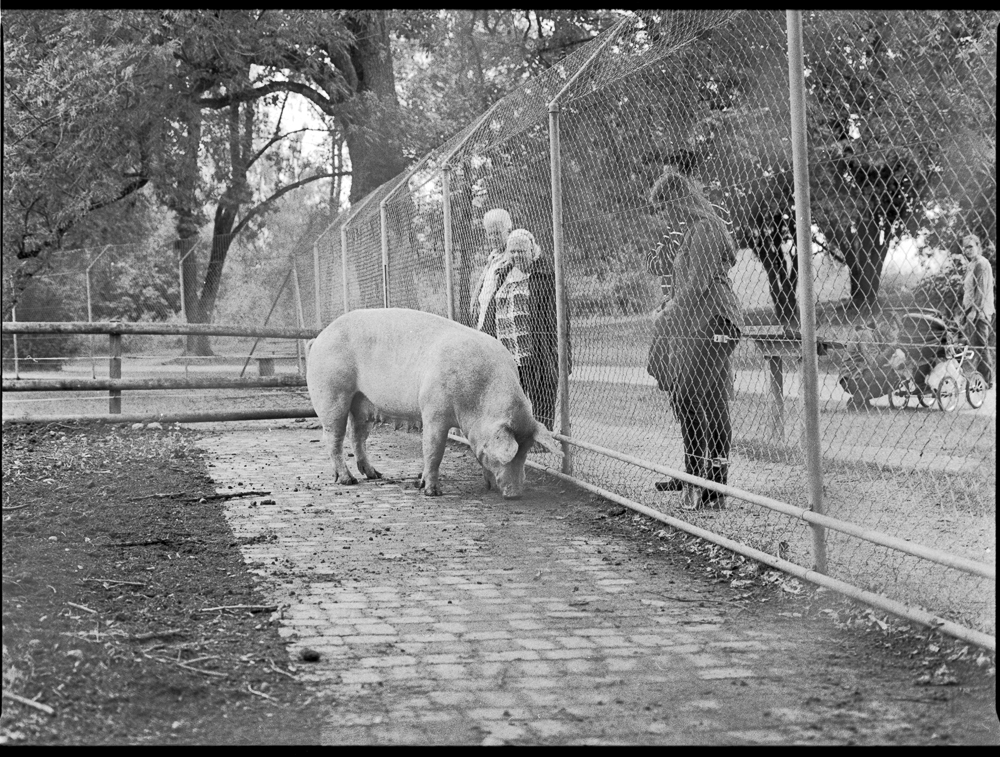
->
[848,208,888,314]
[188,99,252,356]
[175,227,201,349]
[170,108,205,355]
[344,12,407,203]
[187,192,240,356]
[752,221,799,326]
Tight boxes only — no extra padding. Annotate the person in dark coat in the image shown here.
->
[482,228,563,431]
[645,168,744,510]
[496,229,563,430]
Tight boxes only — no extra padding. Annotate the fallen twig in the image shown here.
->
[2,503,33,511]
[66,601,97,614]
[173,661,226,678]
[182,490,272,503]
[2,690,55,716]
[128,629,185,642]
[110,539,175,548]
[127,491,191,501]
[185,655,220,666]
[60,629,126,642]
[82,578,147,587]
[268,660,298,680]
[143,652,227,678]
[197,604,278,613]
[247,684,276,701]
[657,595,703,603]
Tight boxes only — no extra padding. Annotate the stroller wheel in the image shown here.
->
[937,376,959,412]
[966,371,987,409]
[887,378,910,410]
[913,365,935,407]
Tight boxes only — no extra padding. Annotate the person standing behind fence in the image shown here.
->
[470,208,514,335]
[493,229,561,431]
[961,233,995,388]
[645,168,744,510]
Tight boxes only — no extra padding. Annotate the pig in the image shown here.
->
[305,307,561,499]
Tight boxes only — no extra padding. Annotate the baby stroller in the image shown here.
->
[886,308,988,411]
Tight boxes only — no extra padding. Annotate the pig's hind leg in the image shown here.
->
[349,393,382,480]
[314,390,358,485]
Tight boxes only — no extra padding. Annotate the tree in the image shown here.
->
[699,10,997,320]
[2,10,177,318]
[549,10,996,323]
[144,9,431,353]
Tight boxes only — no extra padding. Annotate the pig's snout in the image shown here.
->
[494,465,526,500]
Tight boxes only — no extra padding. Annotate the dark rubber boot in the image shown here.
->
[701,457,728,509]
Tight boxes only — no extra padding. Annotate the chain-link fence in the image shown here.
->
[291,10,996,643]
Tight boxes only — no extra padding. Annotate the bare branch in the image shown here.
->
[247,127,318,169]
[231,172,347,236]
[197,80,344,115]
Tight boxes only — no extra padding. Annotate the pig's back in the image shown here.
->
[332,308,517,415]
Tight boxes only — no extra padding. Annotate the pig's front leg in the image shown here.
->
[418,416,450,496]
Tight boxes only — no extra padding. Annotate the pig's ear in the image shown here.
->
[484,425,520,466]
[532,423,563,456]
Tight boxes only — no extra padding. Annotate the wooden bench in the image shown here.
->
[244,341,305,378]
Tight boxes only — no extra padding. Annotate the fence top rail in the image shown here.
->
[1,321,321,340]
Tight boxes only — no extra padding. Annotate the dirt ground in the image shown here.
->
[1,423,325,744]
[1,420,997,745]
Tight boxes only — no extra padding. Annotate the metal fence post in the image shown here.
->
[11,304,20,379]
[86,262,95,379]
[379,201,390,309]
[787,10,827,574]
[86,245,110,379]
[442,166,456,321]
[543,20,622,473]
[291,262,307,376]
[109,326,122,414]
[548,102,573,474]
[312,241,324,329]
[340,224,350,316]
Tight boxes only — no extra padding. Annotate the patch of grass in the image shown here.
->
[563,375,995,636]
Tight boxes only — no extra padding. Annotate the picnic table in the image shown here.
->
[743,327,844,443]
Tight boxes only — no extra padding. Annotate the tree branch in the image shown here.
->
[230,171,347,237]
[247,127,319,169]
[197,80,344,115]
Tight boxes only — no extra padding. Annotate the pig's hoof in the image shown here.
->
[336,474,359,486]
[423,485,443,497]
[362,467,383,480]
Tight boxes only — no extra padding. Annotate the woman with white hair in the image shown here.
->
[470,208,514,335]
[471,209,562,430]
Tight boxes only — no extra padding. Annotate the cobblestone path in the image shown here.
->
[199,423,998,746]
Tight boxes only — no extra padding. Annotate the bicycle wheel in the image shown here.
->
[888,378,910,409]
[937,376,959,412]
[966,371,987,409]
